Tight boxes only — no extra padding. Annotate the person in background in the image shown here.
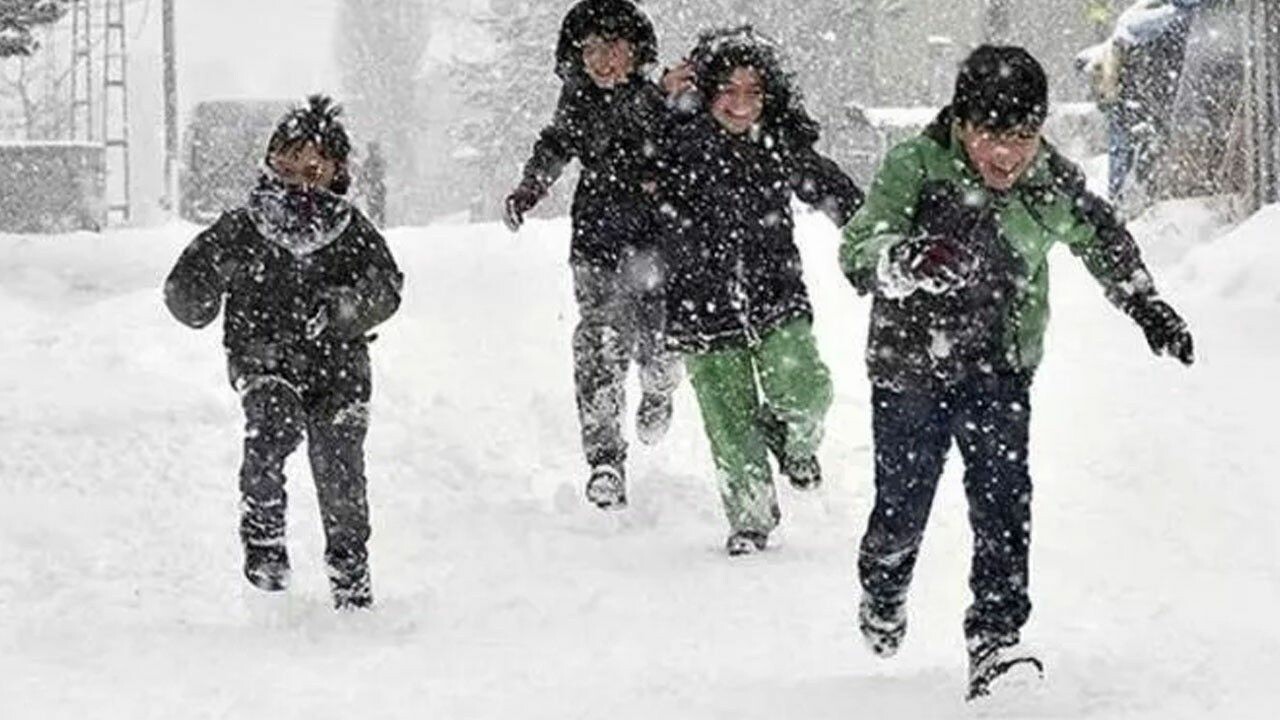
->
[1077,0,1199,213]
[362,141,387,228]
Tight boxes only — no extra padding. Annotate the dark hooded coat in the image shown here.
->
[164,195,403,397]
[657,27,864,352]
[517,0,668,270]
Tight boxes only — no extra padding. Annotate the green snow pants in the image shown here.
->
[685,318,834,535]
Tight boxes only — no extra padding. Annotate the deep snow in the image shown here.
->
[1,202,1277,719]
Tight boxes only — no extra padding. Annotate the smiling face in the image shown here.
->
[958,122,1042,191]
[710,67,765,135]
[581,34,636,89]
[269,140,339,190]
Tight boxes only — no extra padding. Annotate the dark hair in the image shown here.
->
[266,94,351,194]
[267,94,351,163]
[689,25,820,146]
[952,45,1049,131]
[555,0,658,80]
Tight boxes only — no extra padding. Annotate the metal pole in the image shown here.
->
[163,0,178,212]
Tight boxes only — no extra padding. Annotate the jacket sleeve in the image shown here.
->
[789,145,865,228]
[163,213,239,328]
[838,139,927,295]
[518,85,582,196]
[329,218,405,340]
[1049,154,1160,312]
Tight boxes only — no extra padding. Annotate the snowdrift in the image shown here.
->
[0,205,1277,719]
[1175,203,1280,305]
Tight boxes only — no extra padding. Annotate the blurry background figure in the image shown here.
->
[1077,0,1196,216]
[1156,0,1247,201]
[360,141,387,228]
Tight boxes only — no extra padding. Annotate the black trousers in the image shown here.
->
[236,359,372,592]
[859,372,1033,642]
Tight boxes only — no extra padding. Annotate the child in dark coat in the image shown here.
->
[165,96,403,610]
[504,0,681,510]
[658,26,863,555]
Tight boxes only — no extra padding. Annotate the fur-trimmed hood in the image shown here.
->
[686,25,820,148]
[554,0,658,81]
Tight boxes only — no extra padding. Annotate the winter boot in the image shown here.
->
[757,407,822,490]
[725,530,769,556]
[635,392,673,446]
[243,539,291,592]
[965,633,1044,701]
[585,464,627,510]
[781,455,822,491]
[240,494,289,591]
[328,556,373,611]
[858,594,907,658]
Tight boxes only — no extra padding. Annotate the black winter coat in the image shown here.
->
[659,116,863,352]
[518,76,670,269]
[164,208,403,394]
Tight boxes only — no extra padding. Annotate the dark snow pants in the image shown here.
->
[858,372,1033,643]
[236,360,373,598]
[572,248,681,469]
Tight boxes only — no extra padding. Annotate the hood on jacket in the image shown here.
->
[555,0,658,81]
[685,25,820,148]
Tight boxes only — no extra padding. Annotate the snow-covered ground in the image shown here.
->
[1,202,1277,719]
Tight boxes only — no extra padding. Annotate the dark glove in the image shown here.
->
[503,184,542,232]
[1128,297,1195,365]
[890,234,978,294]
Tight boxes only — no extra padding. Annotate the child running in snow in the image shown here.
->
[840,46,1194,699]
[164,96,403,610]
[657,26,863,556]
[504,0,681,510]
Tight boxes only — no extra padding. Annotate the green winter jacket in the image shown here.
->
[840,108,1158,390]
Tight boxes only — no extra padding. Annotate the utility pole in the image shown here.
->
[983,0,1012,44]
[163,0,178,212]
[1245,0,1280,210]
[69,0,92,141]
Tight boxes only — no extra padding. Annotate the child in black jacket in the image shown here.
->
[504,0,680,510]
[658,27,863,554]
[165,96,403,610]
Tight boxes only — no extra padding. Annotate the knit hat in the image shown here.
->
[952,45,1049,131]
[265,94,351,194]
[266,95,351,164]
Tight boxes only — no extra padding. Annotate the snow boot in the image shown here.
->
[966,633,1044,701]
[781,455,822,491]
[585,464,627,510]
[243,539,291,592]
[328,557,373,611]
[635,392,673,446]
[756,406,821,490]
[858,594,907,658]
[725,530,769,556]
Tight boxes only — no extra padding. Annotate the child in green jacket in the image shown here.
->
[840,46,1193,699]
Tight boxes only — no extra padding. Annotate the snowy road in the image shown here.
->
[1,210,1277,719]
